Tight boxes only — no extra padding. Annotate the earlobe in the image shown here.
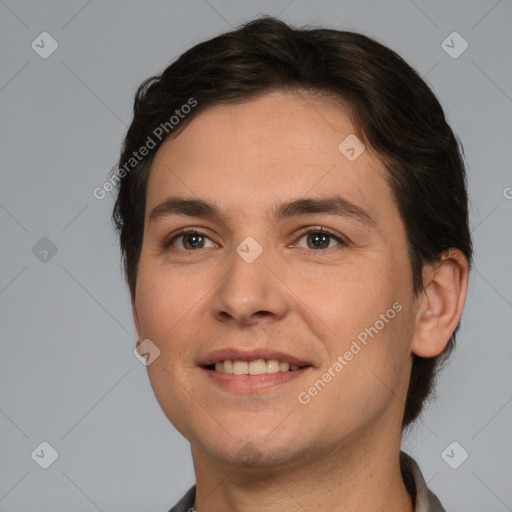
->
[412,249,469,358]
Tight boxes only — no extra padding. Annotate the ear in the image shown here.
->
[132,300,142,343]
[412,249,469,357]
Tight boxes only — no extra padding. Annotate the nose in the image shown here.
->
[209,245,290,327]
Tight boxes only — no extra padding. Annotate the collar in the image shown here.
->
[400,451,446,512]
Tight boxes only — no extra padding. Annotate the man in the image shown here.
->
[112,17,471,512]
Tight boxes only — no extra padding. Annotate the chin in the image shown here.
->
[205,440,302,470]
[188,422,312,468]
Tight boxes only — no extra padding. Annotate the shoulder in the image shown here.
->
[167,485,196,512]
[400,451,446,512]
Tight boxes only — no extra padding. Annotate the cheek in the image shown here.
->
[135,261,203,338]
[288,257,400,329]
[292,255,414,378]
[135,268,203,432]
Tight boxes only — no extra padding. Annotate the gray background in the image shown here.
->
[1,1,511,511]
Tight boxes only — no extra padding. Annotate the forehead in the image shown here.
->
[145,91,393,224]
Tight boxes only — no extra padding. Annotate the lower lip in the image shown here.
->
[202,367,311,393]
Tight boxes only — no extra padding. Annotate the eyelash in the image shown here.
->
[162,226,348,251]
[161,228,217,251]
[294,226,348,250]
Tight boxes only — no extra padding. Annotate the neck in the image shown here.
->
[190,429,414,512]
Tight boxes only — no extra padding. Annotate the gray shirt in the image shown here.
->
[168,451,445,512]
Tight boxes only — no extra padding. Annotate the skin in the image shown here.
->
[132,91,469,512]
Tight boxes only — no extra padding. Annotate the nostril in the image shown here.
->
[254,311,273,318]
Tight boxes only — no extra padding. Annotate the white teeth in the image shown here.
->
[279,361,290,372]
[266,359,281,373]
[248,359,268,375]
[233,361,249,375]
[211,359,305,374]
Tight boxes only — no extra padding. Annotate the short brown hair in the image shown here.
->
[112,16,472,430]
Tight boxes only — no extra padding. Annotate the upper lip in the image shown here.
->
[198,348,312,367]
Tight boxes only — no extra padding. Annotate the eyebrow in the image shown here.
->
[149,197,218,222]
[272,196,376,227]
[149,195,376,227]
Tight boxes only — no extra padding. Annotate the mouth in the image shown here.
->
[202,359,311,374]
[198,349,314,393]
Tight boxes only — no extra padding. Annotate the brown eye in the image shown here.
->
[181,233,204,249]
[305,232,333,249]
[166,230,217,250]
[294,228,346,250]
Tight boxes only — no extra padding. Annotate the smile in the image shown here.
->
[207,359,309,374]
[201,361,312,393]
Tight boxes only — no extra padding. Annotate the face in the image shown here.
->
[132,91,419,468]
